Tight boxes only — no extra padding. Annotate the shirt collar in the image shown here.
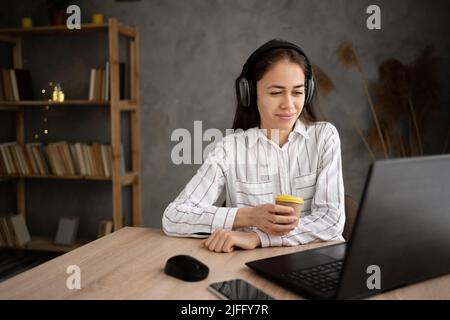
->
[292,118,310,139]
[248,119,309,147]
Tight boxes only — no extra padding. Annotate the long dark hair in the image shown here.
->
[232,47,317,131]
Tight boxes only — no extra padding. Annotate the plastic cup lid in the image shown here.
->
[275,194,304,204]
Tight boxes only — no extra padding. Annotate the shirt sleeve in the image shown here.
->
[162,138,239,238]
[254,124,346,247]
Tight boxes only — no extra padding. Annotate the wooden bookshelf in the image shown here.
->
[0,18,142,252]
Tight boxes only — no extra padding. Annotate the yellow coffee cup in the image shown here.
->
[275,194,304,225]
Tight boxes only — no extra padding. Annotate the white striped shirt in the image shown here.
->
[162,119,345,247]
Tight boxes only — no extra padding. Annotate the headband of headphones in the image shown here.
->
[236,39,315,108]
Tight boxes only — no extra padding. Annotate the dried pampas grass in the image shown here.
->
[336,42,388,158]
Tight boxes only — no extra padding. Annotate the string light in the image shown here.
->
[34,82,65,140]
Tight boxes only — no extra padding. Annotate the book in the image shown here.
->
[9,214,31,246]
[24,144,38,175]
[69,144,80,175]
[104,61,110,100]
[101,145,111,177]
[1,69,13,101]
[54,216,79,245]
[100,68,106,101]
[0,151,6,175]
[0,144,13,174]
[4,142,20,174]
[0,215,14,247]
[92,143,105,176]
[94,69,103,101]
[44,144,62,176]
[97,220,113,238]
[74,143,87,175]
[14,69,34,100]
[9,69,19,101]
[39,144,51,174]
[25,143,39,175]
[0,71,5,101]
[82,144,93,176]
[16,145,31,175]
[51,143,67,175]
[10,144,24,174]
[88,68,96,101]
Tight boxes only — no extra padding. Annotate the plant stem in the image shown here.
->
[384,127,392,158]
[340,106,376,161]
[355,62,389,159]
[398,133,407,157]
[408,118,415,156]
[407,94,423,155]
[355,124,376,162]
[443,128,450,154]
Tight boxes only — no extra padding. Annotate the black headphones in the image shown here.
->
[235,39,315,108]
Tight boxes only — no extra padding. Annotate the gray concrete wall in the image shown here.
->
[1,0,449,239]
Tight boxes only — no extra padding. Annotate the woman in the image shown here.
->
[162,39,345,253]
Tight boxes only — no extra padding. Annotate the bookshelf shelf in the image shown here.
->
[0,236,86,253]
[0,171,138,186]
[0,18,142,253]
[0,100,138,112]
[0,100,110,106]
[0,21,135,38]
[0,174,111,181]
[0,23,109,36]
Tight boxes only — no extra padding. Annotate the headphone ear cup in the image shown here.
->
[237,76,251,107]
[305,77,315,106]
[248,79,256,107]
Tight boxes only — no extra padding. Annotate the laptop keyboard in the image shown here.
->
[283,260,343,293]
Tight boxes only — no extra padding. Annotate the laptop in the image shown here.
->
[246,155,450,299]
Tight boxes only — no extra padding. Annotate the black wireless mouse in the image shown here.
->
[164,255,209,282]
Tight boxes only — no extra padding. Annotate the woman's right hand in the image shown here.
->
[235,204,298,236]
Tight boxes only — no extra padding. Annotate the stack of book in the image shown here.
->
[0,214,31,248]
[0,68,34,101]
[0,142,123,177]
[88,62,109,101]
[88,62,125,101]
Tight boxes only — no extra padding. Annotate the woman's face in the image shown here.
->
[256,59,306,131]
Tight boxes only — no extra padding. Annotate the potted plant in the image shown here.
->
[47,0,70,25]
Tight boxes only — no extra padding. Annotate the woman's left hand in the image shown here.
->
[201,229,261,253]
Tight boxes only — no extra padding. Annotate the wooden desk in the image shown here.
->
[0,227,449,299]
